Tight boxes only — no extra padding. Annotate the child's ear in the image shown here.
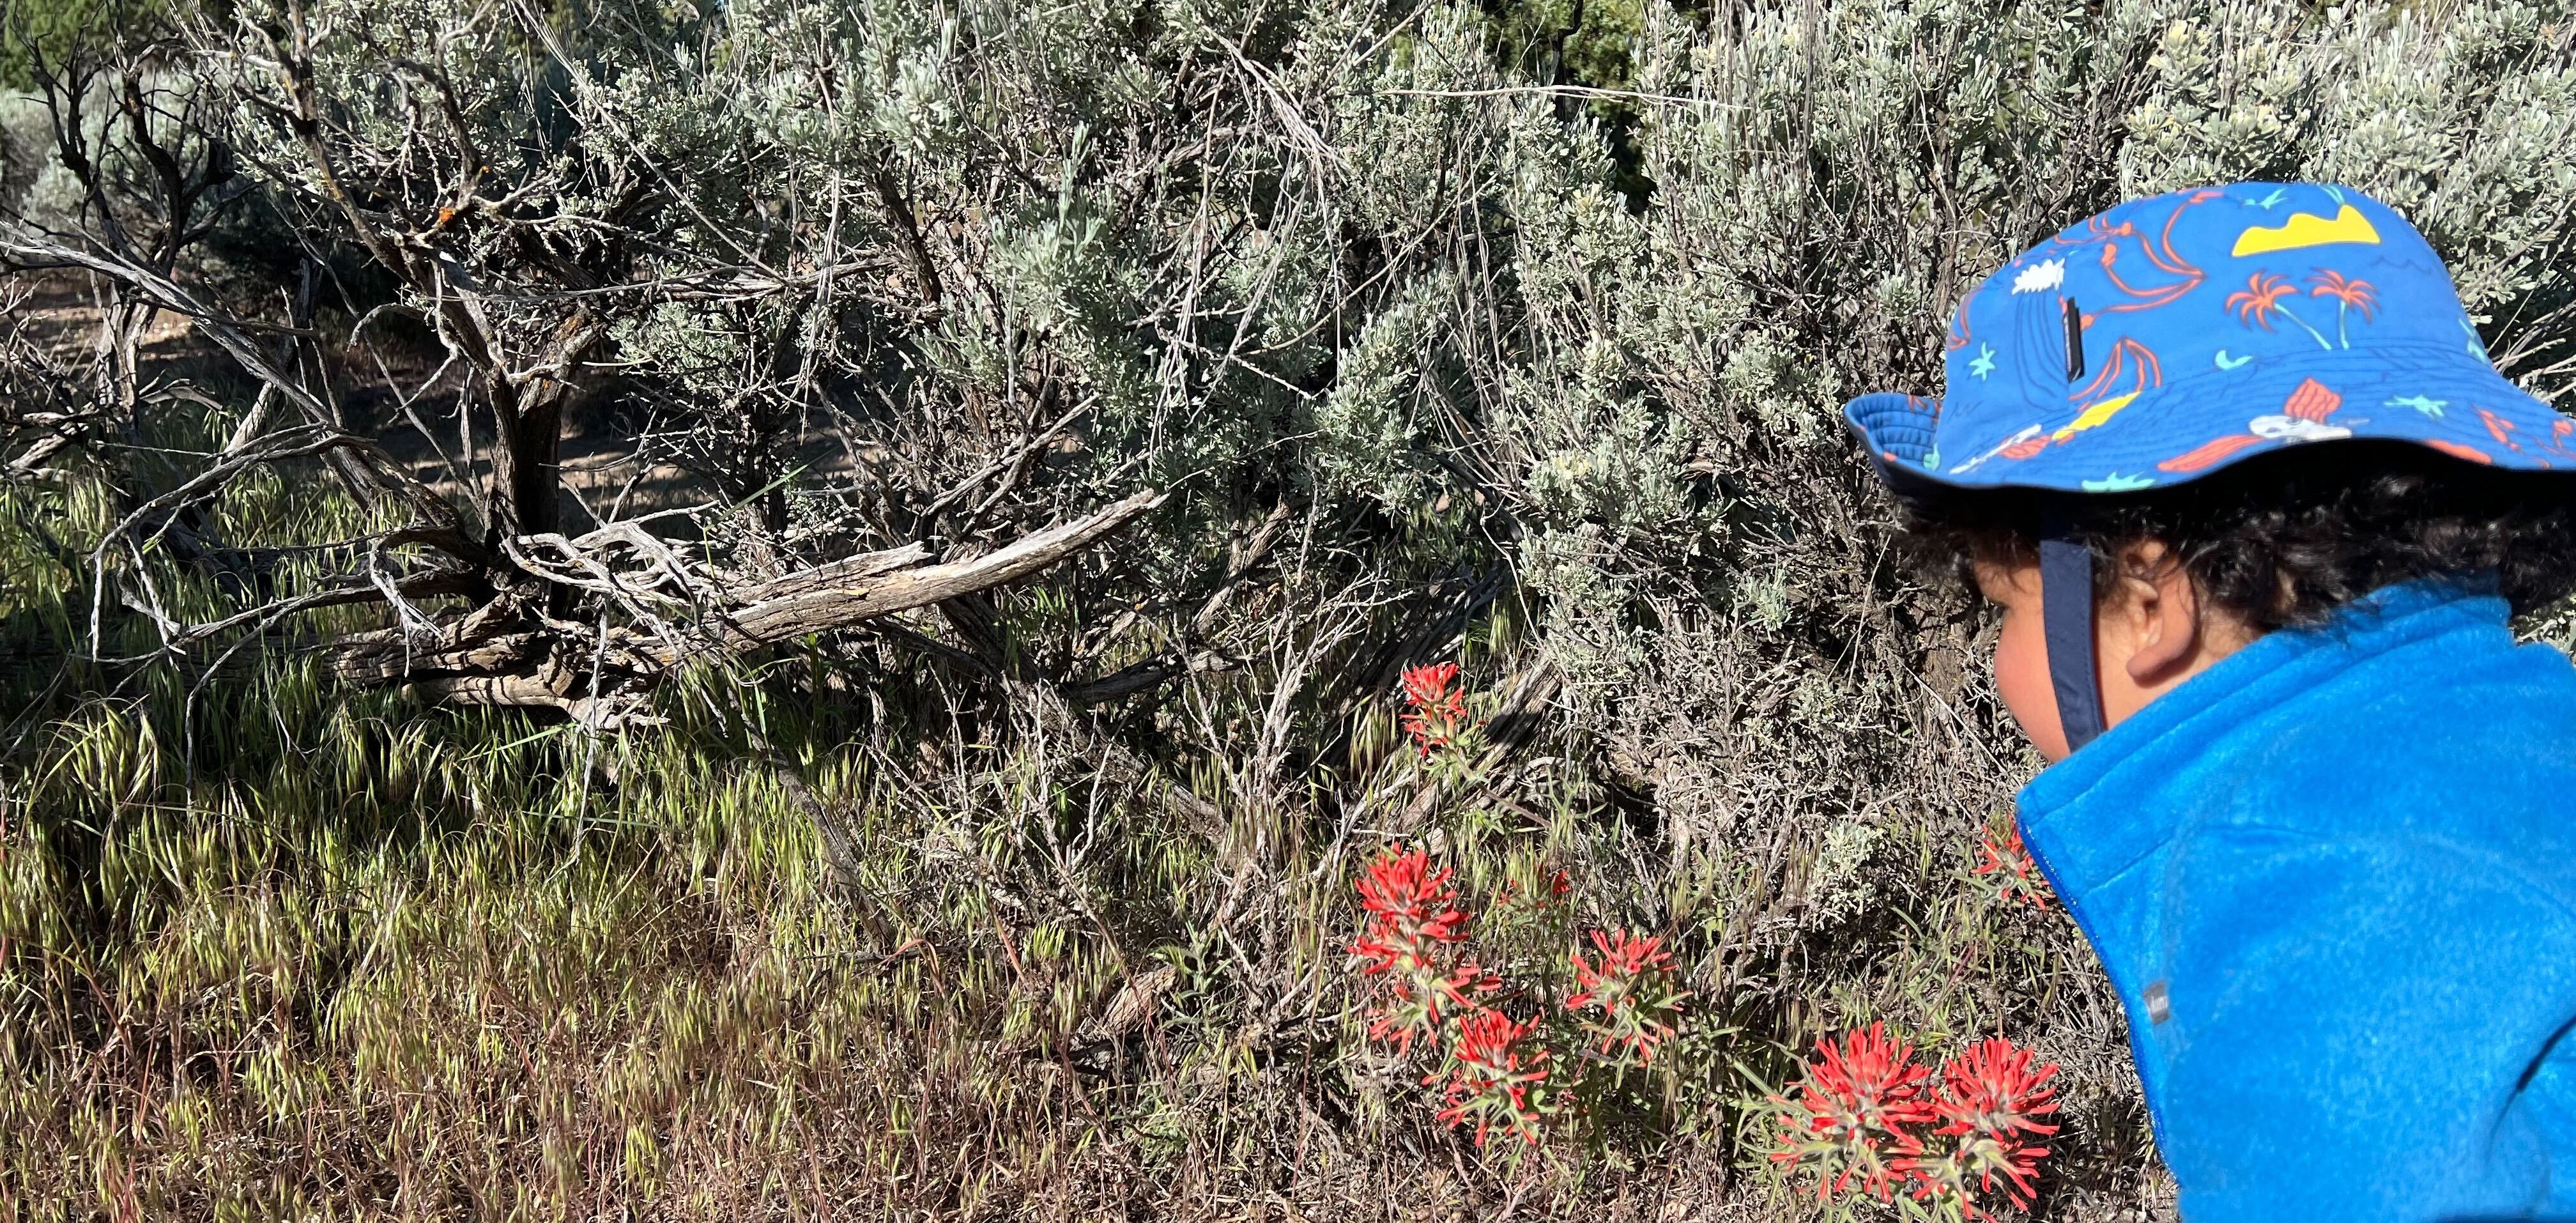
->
[2117,541,2204,684]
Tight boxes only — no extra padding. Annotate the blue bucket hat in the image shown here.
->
[1845,182,2575,751]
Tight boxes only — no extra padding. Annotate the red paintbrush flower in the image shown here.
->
[1431,1008,1551,1146]
[1351,844,1469,956]
[1565,928,1689,1066]
[1398,661,1471,756]
[1972,824,2052,911]
[1770,1024,1937,1202]
[1899,1038,2062,1213]
[1400,661,1462,711]
[1347,845,1484,1054]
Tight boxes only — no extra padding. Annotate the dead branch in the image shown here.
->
[700,490,1164,659]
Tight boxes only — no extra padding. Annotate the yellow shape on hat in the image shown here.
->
[2232,204,2382,257]
[2051,391,2140,442]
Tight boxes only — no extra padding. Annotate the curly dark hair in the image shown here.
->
[1900,440,2576,630]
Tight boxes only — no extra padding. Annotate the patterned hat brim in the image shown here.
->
[1847,344,2573,500]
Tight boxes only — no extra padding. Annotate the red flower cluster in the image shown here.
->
[1972,824,2052,910]
[1399,662,1471,756]
[1349,845,1489,1054]
[1901,1038,2063,1215]
[1432,1008,1552,1146]
[1353,844,1471,952]
[1347,847,1690,1148]
[1566,928,1689,1065]
[1770,1026,2060,1217]
[1770,1024,1935,1201]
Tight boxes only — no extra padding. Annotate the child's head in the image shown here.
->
[1903,443,2576,758]
[1840,182,2576,758]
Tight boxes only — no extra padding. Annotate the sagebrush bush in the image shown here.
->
[1,0,2572,1217]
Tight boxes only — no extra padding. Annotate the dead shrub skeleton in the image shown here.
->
[1,12,1194,730]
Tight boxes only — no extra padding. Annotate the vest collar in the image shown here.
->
[2014,579,2509,901]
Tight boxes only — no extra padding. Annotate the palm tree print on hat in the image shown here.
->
[2227,272,2333,350]
[2306,270,2379,348]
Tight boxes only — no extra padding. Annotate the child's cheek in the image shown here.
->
[1992,604,2072,762]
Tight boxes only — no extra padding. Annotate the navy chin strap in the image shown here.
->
[2037,293,2106,753]
[2037,527,2107,753]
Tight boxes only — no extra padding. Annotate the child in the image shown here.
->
[1843,183,2576,1220]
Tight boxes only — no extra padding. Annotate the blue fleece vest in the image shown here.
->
[2017,580,2576,1221]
